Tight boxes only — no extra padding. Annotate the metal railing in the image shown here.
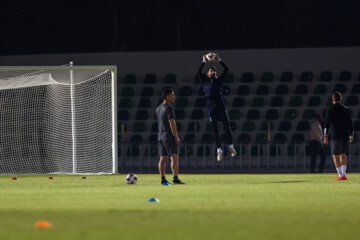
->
[118,142,360,173]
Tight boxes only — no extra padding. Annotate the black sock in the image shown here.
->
[173,176,179,181]
[161,176,166,182]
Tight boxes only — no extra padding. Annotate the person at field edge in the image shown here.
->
[324,92,354,180]
[198,53,236,161]
[156,88,185,185]
[309,114,326,173]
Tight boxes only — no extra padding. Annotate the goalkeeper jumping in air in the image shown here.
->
[198,53,236,161]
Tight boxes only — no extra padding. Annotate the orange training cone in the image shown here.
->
[34,220,52,229]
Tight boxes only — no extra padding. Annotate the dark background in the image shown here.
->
[1,0,360,55]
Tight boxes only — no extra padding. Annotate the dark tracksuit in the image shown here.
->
[324,103,354,154]
[198,61,232,148]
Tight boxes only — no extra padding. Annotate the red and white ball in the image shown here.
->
[206,52,216,62]
[125,173,137,184]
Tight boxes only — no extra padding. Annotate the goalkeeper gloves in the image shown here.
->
[202,55,208,63]
[214,53,221,62]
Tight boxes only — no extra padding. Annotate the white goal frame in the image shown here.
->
[0,65,118,175]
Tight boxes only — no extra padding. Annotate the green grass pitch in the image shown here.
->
[1,173,360,240]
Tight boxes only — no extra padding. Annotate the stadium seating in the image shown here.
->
[119,98,132,108]
[256,85,269,95]
[247,109,260,120]
[280,72,293,82]
[319,71,332,82]
[144,74,156,84]
[295,84,308,95]
[141,87,154,97]
[232,97,245,107]
[117,70,360,163]
[275,85,288,95]
[339,71,351,81]
[163,74,176,84]
[261,72,274,82]
[300,72,313,82]
[270,96,284,107]
[124,74,137,84]
[237,85,250,95]
[241,72,254,82]
[138,98,151,108]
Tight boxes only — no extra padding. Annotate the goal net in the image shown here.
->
[0,65,117,175]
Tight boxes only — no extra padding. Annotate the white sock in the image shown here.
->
[342,165,347,176]
[336,167,343,177]
[229,144,234,149]
[217,148,222,153]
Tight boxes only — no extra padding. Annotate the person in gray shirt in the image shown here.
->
[156,88,185,185]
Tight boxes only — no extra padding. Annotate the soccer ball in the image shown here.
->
[206,52,216,62]
[125,173,137,184]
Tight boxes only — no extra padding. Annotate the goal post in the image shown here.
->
[0,65,118,175]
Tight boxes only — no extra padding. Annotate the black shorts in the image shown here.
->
[207,101,230,123]
[158,139,178,156]
[330,140,348,155]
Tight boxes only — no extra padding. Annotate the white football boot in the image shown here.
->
[217,148,223,161]
[229,145,236,157]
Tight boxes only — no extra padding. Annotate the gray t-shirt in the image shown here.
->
[156,103,175,140]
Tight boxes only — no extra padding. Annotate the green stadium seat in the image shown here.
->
[319,71,332,82]
[300,71,313,82]
[175,98,188,108]
[194,98,206,108]
[117,122,127,132]
[313,84,327,95]
[232,97,245,108]
[333,84,346,94]
[121,87,134,97]
[286,145,299,156]
[339,71,352,82]
[302,109,315,119]
[197,146,211,157]
[234,145,246,156]
[291,133,304,143]
[241,72,254,82]
[126,146,140,157]
[144,146,157,157]
[132,122,146,133]
[180,146,193,157]
[138,98,151,108]
[251,97,265,107]
[280,72,293,82]
[278,121,291,131]
[130,134,143,143]
[229,109,241,120]
[119,98,132,108]
[176,122,182,132]
[224,73,234,83]
[256,85,269,95]
[242,121,255,132]
[201,133,214,144]
[255,133,268,144]
[144,74,156,84]
[135,110,148,120]
[284,109,297,119]
[163,74,176,84]
[261,72,274,82]
[260,121,273,131]
[118,110,130,120]
[289,96,302,107]
[187,121,200,132]
[274,133,286,143]
[238,133,251,143]
[124,74,136,84]
[251,145,263,156]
